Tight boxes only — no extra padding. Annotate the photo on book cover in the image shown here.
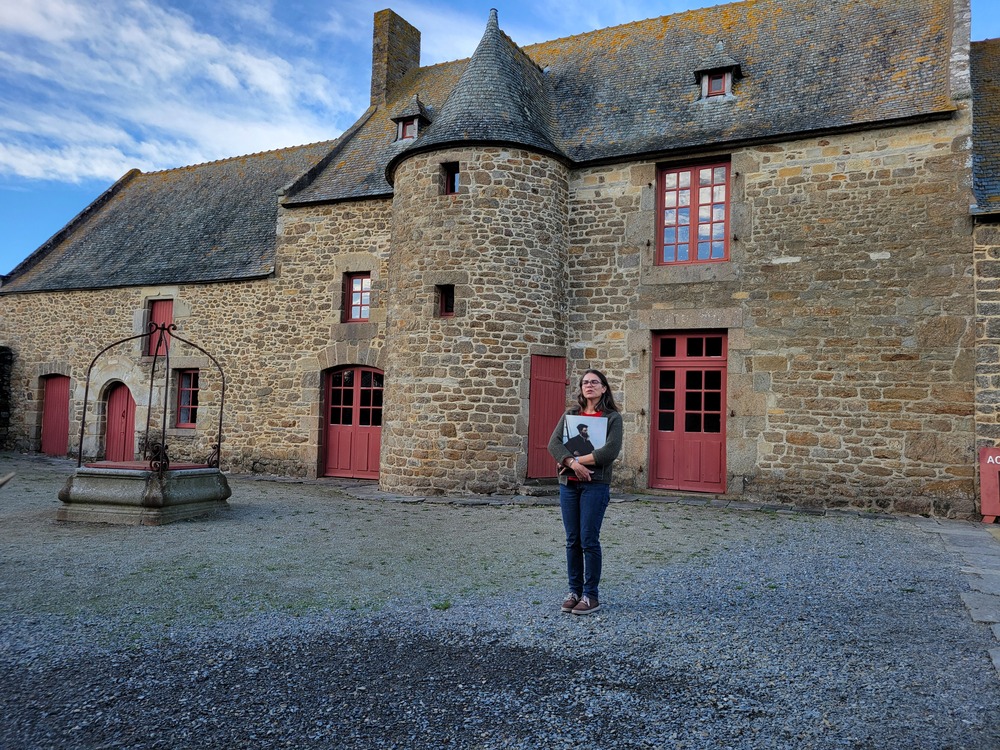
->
[563,415,608,456]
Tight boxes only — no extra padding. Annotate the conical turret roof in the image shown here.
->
[387,9,564,180]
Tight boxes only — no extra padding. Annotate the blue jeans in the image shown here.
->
[559,482,611,600]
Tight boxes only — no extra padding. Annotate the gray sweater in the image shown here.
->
[547,409,623,485]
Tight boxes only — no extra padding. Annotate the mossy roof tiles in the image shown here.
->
[972,39,1000,215]
[289,0,957,205]
[2,142,335,293]
[4,0,964,291]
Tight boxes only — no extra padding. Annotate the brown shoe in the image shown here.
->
[572,595,600,615]
[561,592,580,613]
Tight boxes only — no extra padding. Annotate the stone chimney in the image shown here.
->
[370,10,421,107]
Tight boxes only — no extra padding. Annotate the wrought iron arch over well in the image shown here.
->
[75,321,226,473]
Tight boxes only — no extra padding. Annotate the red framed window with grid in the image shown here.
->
[146,299,173,356]
[657,161,730,265]
[344,273,371,322]
[176,369,199,428]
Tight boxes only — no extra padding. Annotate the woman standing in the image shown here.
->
[547,369,623,615]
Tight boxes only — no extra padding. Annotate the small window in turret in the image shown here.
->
[443,162,460,195]
[436,285,455,317]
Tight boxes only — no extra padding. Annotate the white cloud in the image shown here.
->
[0,0,361,182]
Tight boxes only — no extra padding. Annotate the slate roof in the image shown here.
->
[972,39,1000,216]
[289,0,958,205]
[2,142,335,293]
[385,9,564,176]
[5,0,964,291]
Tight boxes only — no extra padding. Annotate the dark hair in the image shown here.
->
[576,368,620,413]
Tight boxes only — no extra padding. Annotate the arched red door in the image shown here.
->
[104,383,136,462]
[41,375,71,457]
[323,366,383,479]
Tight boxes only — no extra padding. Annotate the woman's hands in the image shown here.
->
[566,455,595,481]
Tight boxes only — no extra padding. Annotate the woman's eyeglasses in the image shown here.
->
[581,379,602,386]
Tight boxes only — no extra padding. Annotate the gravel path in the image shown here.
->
[1,451,999,749]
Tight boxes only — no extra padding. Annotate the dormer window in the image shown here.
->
[391,94,432,143]
[694,42,742,101]
[398,117,419,140]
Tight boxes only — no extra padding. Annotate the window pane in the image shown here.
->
[699,168,712,185]
[705,392,721,411]
[361,390,371,407]
[698,242,710,259]
[706,338,723,358]
[658,413,674,432]
[664,192,677,208]
[664,209,676,225]
[714,167,727,183]
[699,205,711,222]
[685,392,702,411]
[713,185,726,202]
[704,414,721,433]
[713,223,725,239]
[712,242,725,258]
[659,369,676,388]
[698,224,711,239]
[713,204,726,221]
[660,339,677,358]
[662,246,675,263]
[686,367,703,385]
[678,171,691,188]
[372,411,383,427]
[678,190,690,206]
[705,370,723,389]
[699,186,711,204]
[664,227,676,244]
[678,225,689,242]
[677,245,689,262]
[659,391,675,410]
[360,411,371,427]
[340,407,352,426]
[685,413,702,432]
[678,207,690,224]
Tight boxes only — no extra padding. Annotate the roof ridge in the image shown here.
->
[141,138,340,176]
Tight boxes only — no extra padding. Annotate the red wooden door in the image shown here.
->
[650,332,727,493]
[527,355,567,478]
[105,383,136,462]
[41,375,71,457]
[324,367,383,479]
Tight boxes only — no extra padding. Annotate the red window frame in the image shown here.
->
[443,162,460,195]
[344,273,371,322]
[657,161,730,266]
[399,118,418,140]
[176,369,199,428]
[146,299,173,356]
[707,72,726,96]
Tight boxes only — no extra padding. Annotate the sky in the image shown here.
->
[1,0,999,276]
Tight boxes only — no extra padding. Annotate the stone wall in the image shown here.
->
[561,110,976,516]
[975,218,1000,453]
[0,198,392,476]
[382,147,569,494]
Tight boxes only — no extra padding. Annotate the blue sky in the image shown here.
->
[1,0,998,276]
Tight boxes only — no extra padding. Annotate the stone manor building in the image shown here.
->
[2,0,998,518]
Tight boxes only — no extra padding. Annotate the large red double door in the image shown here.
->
[649,331,727,493]
[323,366,383,479]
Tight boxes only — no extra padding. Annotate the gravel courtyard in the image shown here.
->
[1,451,999,749]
